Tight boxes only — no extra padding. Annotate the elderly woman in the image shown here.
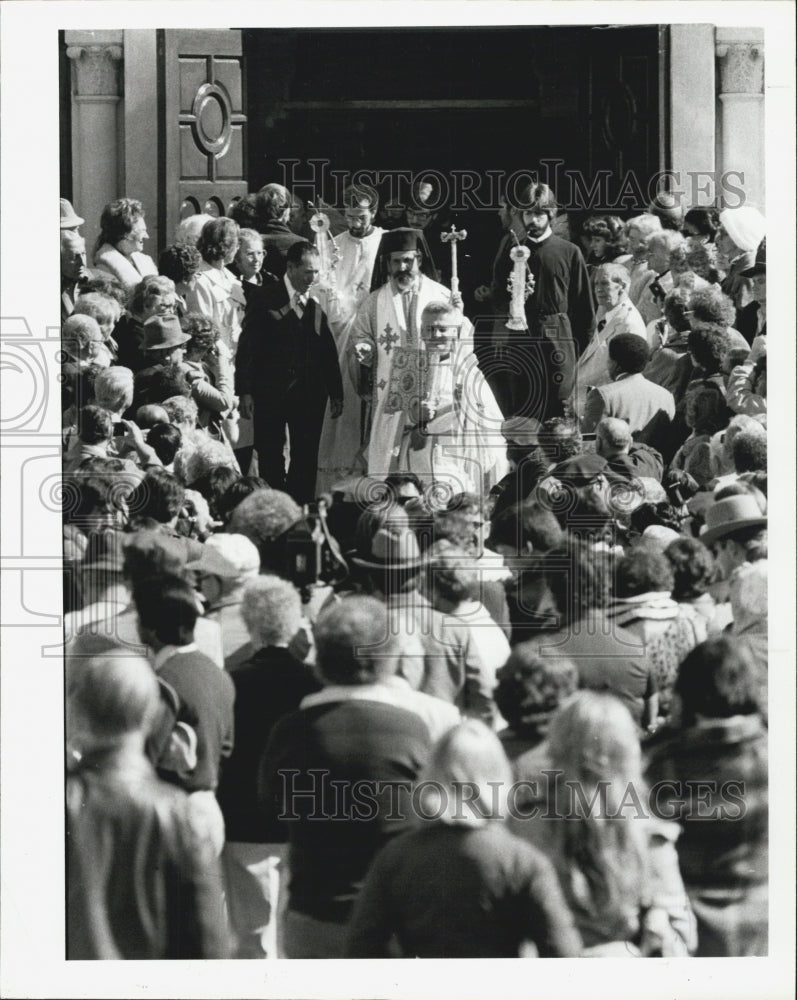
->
[71,292,122,358]
[183,218,245,355]
[114,274,178,372]
[93,198,158,292]
[346,720,582,958]
[93,365,134,428]
[230,228,268,302]
[620,213,662,304]
[572,262,646,417]
[636,230,686,326]
[215,574,319,957]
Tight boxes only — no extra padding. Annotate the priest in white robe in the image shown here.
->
[350,229,506,495]
[314,185,384,494]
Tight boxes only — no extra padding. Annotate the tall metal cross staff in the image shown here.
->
[441,224,467,297]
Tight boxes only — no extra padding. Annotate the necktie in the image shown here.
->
[292,291,304,319]
[597,318,607,333]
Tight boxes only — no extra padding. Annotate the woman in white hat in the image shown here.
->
[716,206,766,318]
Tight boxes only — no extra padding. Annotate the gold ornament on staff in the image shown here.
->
[441,224,467,298]
[506,234,535,331]
[308,202,341,300]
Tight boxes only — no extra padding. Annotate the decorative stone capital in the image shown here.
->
[66,44,123,98]
[716,42,764,96]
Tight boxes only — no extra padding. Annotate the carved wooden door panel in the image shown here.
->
[158,29,248,245]
[587,25,666,207]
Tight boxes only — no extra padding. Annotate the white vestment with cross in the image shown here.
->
[350,274,507,490]
[313,226,385,494]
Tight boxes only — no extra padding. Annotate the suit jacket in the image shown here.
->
[581,372,675,453]
[235,280,343,404]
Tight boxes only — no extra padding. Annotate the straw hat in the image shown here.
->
[351,521,422,570]
[60,198,84,229]
[700,494,766,545]
[141,315,191,351]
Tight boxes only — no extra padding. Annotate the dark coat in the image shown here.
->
[261,699,432,923]
[235,280,343,404]
[259,221,304,279]
[216,646,320,843]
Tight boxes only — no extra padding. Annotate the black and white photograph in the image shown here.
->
[0,2,794,998]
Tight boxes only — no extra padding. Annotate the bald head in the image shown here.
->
[596,417,632,457]
[67,651,160,746]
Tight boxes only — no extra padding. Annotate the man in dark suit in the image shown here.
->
[236,240,344,503]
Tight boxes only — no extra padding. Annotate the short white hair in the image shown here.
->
[594,262,630,290]
[625,213,662,239]
[94,366,134,413]
[241,575,302,647]
[174,432,237,486]
[647,230,685,254]
[175,214,215,247]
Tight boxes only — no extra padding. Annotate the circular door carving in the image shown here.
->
[192,82,233,157]
[600,82,638,149]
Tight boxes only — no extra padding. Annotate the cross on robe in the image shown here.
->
[378,324,400,354]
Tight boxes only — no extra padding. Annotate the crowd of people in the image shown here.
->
[60,175,768,960]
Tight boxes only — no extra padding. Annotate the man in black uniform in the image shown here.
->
[492,181,594,421]
[236,240,343,503]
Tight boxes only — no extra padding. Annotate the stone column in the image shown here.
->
[65,31,123,260]
[716,29,765,213]
[669,25,716,207]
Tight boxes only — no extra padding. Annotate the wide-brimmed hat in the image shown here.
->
[741,237,766,278]
[187,533,260,580]
[352,522,422,570]
[141,314,191,351]
[700,494,766,545]
[60,198,84,229]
